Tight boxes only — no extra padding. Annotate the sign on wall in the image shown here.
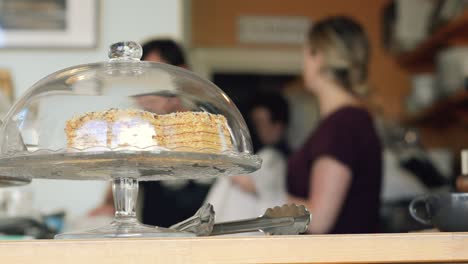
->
[0,0,97,48]
[238,15,311,45]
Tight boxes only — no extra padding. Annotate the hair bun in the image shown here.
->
[308,16,369,97]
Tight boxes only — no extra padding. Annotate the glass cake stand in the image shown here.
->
[0,41,261,239]
[0,175,31,187]
[0,150,260,239]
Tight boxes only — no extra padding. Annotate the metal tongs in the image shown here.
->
[170,203,311,236]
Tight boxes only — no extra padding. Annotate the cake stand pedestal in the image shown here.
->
[55,177,194,239]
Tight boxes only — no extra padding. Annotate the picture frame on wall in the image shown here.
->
[0,68,13,101]
[0,68,13,117]
[0,0,97,48]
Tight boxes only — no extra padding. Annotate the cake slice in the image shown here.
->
[65,109,233,153]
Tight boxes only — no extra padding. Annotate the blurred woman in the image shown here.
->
[287,16,382,234]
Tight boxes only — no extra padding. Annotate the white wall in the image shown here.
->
[0,0,182,218]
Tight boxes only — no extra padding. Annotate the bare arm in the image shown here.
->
[288,156,352,234]
[88,185,114,217]
[230,149,286,196]
[231,175,257,194]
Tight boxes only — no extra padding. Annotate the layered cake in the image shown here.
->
[65,109,233,152]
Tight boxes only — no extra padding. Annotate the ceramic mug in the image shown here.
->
[409,193,468,232]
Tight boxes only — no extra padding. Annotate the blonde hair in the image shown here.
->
[308,16,370,96]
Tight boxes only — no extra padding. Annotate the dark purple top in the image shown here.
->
[287,107,382,234]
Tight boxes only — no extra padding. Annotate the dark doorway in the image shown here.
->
[212,72,298,153]
[212,72,297,117]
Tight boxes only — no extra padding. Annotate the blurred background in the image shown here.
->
[0,0,467,237]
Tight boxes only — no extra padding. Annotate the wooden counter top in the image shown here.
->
[1,232,468,263]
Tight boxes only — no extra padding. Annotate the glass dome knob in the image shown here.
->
[108,41,143,61]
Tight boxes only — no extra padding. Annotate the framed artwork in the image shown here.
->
[0,0,97,48]
[0,68,13,101]
[0,68,13,116]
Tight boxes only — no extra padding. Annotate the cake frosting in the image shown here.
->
[65,109,233,153]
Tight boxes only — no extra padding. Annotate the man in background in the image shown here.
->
[90,39,211,227]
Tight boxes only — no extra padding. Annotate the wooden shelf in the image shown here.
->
[403,90,468,151]
[395,12,468,150]
[3,233,468,263]
[404,90,468,126]
[397,11,468,72]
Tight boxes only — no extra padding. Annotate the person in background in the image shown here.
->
[287,16,382,234]
[205,93,290,222]
[90,39,211,227]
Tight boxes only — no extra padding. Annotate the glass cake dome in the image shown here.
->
[0,41,260,181]
[0,41,261,239]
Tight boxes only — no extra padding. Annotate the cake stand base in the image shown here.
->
[55,218,194,239]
